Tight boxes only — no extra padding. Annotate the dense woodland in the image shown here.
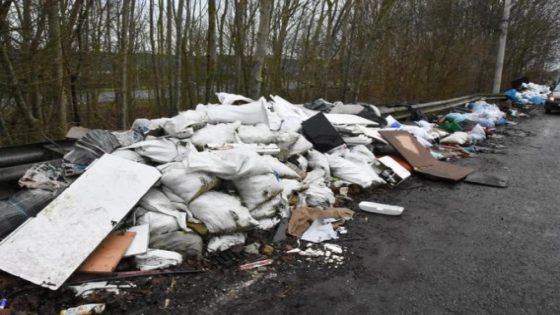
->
[0,0,559,144]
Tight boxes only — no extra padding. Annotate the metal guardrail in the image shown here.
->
[380,93,507,119]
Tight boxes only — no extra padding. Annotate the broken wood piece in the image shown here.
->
[79,232,136,273]
[379,130,474,181]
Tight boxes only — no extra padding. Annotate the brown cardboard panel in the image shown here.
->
[380,130,474,182]
[79,232,136,273]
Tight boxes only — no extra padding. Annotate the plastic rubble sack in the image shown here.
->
[126,138,189,163]
[250,195,289,219]
[216,92,254,105]
[138,189,189,232]
[301,169,335,208]
[466,101,506,122]
[162,110,207,138]
[258,155,300,179]
[207,233,247,253]
[280,178,304,199]
[112,130,144,147]
[188,191,258,233]
[256,217,281,230]
[270,95,309,132]
[190,121,241,147]
[63,129,121,166]
[346,145,376,165]
[135,207,182,235]
[196,98,269,125]
[440,131,470,145]
[132,118,170,135]
[288,207,354,237]
[233,173,283,210]
[18,162,66,191]
[135,249,183,271]
[0,189,56,239]
[159,162,220,203]
[149,231,203,257]
[505,89,529,105]
[307,149,331,178]
[276,132,313,159]
[184,148,272,180]
[237,123,275,144]
[327,150,385,188]
[469,124,486,143]
[111,149,146,163]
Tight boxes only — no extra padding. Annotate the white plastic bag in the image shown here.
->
[159,162,220,203]
[162,110,206,138]
[233,173,283,209]
[307,150,331,177]
[127,138,189,163]
[188,191,259,233]
[197,98,268,125]
[301,169,335,208]
[135,249,183,271]
[190,121,241,147]
[258,155,300,178]
[138,189,189,232]
[327,152,385,188]
[207,233,247,252]
[250,195,288,219]
[216,92,254,105]
[136,208,182,235]
[185,148,272,180]
[440,131,469,145]
[237,123,275,144]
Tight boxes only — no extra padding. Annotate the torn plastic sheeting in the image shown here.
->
[18,163,67,191]
[288,207,354,237]
[301,219,338,243]
[135,249,183,271]
[0,154,161,290]
[207,233,246,253]
[379,130,474,182]
[188,191,258,234]
[301,113,345,153]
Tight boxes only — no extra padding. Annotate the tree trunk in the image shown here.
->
[250,0,272,99]
[119,0,130,129]
[205,0,216,103]
[46,0,67,135]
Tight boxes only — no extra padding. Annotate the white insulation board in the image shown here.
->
[0,154,160,290]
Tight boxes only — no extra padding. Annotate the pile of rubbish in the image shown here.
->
[0,91,521,301]
[505,82,551,106]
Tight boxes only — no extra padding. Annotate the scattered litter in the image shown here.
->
[239,259,274,271]
[70,281,136,298]
[60,303,105,315]
[301,219,338,243]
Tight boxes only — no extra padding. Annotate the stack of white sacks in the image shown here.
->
[109,93,389,260]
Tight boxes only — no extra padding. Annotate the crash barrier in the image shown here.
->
[381,93,507,119]
[0,93,506,183]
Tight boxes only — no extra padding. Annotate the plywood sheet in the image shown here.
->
[380,130,474,182]
[79,232,136,273]
[0,154,160,290]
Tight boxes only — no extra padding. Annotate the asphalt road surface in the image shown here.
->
[210,110,560,315]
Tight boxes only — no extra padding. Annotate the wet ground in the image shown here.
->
[2,109,560,314]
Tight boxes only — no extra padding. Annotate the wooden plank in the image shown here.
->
[380,130,474,182]
[79,232,136,273]
[0,154,161,290]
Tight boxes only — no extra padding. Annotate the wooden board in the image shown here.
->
[0,154,161,290]
[380,130,474,182]
[79,232,136,273]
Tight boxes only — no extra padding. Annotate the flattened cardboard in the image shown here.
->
[379,130,474,181]
[79,232,136,273]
